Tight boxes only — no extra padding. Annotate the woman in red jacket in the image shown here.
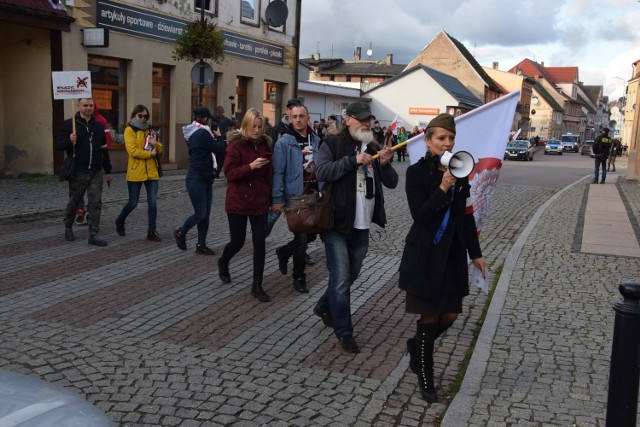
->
[217,108,273,302]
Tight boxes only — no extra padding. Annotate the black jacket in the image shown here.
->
[315,130,398,235]
[398,155,482,301]
[55,113,111,174]
[592,133,612,159]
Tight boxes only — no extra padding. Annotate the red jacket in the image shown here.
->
[223,131,273,215]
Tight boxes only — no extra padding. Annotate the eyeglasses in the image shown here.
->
[350,116,373,124]
[137,114,149,120]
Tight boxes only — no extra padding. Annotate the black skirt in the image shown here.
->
[405,235,464,315]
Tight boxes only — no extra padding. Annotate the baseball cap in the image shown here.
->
[345,101,375,121]
[193,107,213,119]
[286,99,302,108]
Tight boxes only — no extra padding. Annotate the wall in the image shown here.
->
[1,24,53,175]
[367,70,455,129]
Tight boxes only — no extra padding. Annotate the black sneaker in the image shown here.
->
[88,235,107,247]
[313,306,333,328]
[338,335,359,353]
[64,227,75,242]
[195,244,215,255]
[174,228,186,250]
[147,230,161,242]
[115,219,126,236]
[293,276,309,293]
[600,180,605,184]
[276,247,288,275]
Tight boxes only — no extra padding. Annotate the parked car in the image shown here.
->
[504,139,534,161]
[581,140,595,157]
[0,368,114,426]
[544,138,563,155]
[561,140,579,152]
[561,133,580,152]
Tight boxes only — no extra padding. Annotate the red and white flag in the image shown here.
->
[406,90,520,292]
[388,115,398,136]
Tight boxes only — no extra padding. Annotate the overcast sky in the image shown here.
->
[299,0,640,100]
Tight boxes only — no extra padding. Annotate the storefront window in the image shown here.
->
[191,72,219,115]
[88,55,127,147]
[263,81,281,127]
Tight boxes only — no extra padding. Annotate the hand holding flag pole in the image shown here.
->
[371,140,408,160]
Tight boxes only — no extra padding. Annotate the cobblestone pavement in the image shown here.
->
[0,160,638,426]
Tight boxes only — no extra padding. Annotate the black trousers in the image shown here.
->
[221,213,267,279]
[279,233,317,279]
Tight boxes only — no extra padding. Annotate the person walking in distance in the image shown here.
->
[217,108,273,302]
[212,105,235,179]
[55,97,112,246]
[399,114,486,403]
[313,101,398,353]
[115,104,163,241]
[592,127,612,184]
[174,107,226,254]
[271,104,321,294]
[607,138,621,172]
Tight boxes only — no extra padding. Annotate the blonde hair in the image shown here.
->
[240,108,264,138]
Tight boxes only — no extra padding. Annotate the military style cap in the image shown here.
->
[193,107,213,119]
[426,113,456,134]
[346,101,375,120]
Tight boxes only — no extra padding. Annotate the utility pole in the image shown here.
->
[198,1,205,107]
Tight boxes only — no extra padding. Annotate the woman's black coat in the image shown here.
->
[398,155,482,302]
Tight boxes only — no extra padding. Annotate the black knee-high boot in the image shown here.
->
[416,322,438,402]
[407,322,449,375]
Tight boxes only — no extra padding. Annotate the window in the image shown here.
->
[241,0,260,26]
[195,0,218,15]
[191,73,219,115]
[88,55,127,147]
[267,0,286,33]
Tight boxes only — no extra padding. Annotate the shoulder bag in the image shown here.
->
[59,144,76,182]
[285,181,334,234]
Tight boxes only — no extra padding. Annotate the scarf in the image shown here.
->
[130,118,150,130]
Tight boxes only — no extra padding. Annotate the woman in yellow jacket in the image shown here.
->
[115,104,163,241]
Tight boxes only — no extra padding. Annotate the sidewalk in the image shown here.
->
[0,158,639,426]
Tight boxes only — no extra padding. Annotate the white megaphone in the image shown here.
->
[439,150,475,178]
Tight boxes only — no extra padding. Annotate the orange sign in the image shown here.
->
[92,89,112,110]
[409,107,440,115]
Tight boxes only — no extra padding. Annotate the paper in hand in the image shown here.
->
[471,265,488,294]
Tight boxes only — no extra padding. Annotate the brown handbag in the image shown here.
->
[284,182,334,234]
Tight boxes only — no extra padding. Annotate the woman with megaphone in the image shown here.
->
[398,113,486,403]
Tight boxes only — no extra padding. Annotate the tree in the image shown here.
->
[172,19,224,63]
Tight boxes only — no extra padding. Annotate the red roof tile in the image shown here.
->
[544,67,579,84]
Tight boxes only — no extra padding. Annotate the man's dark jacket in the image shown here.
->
[592,133,612,159]
[55,112,111,174]
[315,130,398,235]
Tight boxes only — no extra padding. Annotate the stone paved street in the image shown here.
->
[0,159,639,426]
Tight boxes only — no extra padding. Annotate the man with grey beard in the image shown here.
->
[313,101,398,353]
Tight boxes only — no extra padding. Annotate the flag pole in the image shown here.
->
[71,99,76,137]
[372,140,409,159]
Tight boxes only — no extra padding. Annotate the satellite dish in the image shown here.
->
[265,0,288,27]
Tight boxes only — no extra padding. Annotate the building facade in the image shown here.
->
[0,0,299,175]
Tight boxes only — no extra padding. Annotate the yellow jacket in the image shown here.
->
[124,126,163,182]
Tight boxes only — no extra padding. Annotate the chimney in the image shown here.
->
[386,54,393,65]
[492,61,499,70]
[540,61,545,67]
[354,47,361,62]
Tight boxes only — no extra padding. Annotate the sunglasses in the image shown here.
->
[137,114,149,120]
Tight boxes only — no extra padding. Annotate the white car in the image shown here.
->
[0,368,114,426]
[544,139,563,155]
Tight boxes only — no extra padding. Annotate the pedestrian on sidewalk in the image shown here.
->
[607,138,621,172]
[174,107,226,255]
[56,97,112,246]
[313,101,398,354]
[270,103,321,294]
[398,113,486,403]
[592,127,612,184]
[217,108,274,302]
[115,105,163,241]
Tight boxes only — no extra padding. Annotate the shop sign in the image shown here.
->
[97,0,188,43]
[222,31,284,66]
[409,107,440,115]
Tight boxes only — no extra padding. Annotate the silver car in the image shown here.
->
[0,368,114,426]
[544,138,563,155]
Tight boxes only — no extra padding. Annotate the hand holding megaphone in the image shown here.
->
[439,150,475,178]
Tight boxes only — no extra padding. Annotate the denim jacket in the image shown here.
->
[271,130,320,205]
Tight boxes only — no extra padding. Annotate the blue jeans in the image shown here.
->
[117,180,159,231]
[594,157,607,182]
[180,172,213,245]
[315,229,369,338]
